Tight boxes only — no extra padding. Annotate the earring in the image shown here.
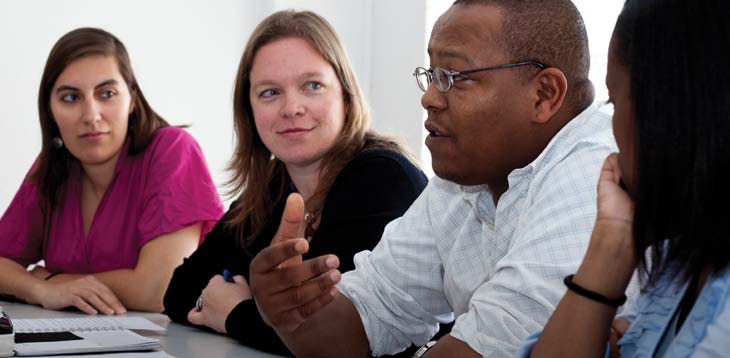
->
[52,137,63,149]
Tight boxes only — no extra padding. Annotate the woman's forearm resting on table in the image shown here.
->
[0,257,48,304]
[0,223,201,313]
[82,223,202,312]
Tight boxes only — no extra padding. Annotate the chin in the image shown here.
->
[432,164,464,184]
[278,154,321,169]
[77,153,116,166]
[433,164,489,187]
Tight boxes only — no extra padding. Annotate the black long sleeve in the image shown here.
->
[163,148,427,355]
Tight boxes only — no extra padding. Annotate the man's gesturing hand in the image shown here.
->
[250,193,342,333]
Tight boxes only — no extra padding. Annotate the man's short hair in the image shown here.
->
[453,0,592,104]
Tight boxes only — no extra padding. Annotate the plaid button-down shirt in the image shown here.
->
[339,104,616,357]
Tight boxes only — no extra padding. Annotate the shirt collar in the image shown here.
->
[457,103,602,219]
[510,103,600,180]
[458,103,600,192]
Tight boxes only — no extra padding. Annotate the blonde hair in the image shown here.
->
[227,9,403,247]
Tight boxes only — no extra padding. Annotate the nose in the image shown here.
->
[81,98,102,124]
[279,93,306,118]
[420,81,447,113]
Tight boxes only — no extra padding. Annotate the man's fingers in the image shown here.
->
[251,239,309,273]
[261,255,340,293]
[271,193,306,245]
[298,287,339,319]
[270,287,340,333]
[268,269,341,311]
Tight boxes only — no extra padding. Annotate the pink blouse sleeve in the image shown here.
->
[0,169,45,267]
[136,127,224,247]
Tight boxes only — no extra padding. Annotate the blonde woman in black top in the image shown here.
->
[163,10,427,355]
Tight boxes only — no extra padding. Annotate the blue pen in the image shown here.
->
[222,269,235,283]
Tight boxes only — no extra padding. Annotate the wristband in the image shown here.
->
[564,274,626,307]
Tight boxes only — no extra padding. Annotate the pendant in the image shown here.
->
[304,212,317,240]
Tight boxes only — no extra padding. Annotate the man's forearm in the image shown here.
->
[426,335,480,358]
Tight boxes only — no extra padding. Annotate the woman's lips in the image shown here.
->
[279,127,313,138]
[79,132,108,142]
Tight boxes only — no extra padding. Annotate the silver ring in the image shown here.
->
[195,295,203,311]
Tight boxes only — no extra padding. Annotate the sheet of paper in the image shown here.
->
[13,316,166,333]
[112,317,167,331]
[13,330,161,356]
[44,353,173,358]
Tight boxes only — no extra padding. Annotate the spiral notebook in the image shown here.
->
[11,317,164,356]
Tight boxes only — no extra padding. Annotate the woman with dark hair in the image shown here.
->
[163,9,427,355]
[0,28,224,314]
[519,0,730,356]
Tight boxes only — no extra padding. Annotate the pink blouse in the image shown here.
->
[0,126,224,274]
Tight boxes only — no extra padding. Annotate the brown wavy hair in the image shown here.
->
[31,28,168,216]
[227,10,406,247]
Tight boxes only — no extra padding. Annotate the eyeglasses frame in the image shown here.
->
[413,61,547,93]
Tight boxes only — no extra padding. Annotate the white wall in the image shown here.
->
[0,0,427,212]
[0,1,623,212]
[0,0,257,210]
[573,0,624,101]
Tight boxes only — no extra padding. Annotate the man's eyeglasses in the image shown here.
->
[413,61,547,93]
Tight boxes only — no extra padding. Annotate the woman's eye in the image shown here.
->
[60,93,78,103]
[100,90,116,99]
[305,81,322,91]
[260,89,278,98]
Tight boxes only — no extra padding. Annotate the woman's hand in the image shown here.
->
[33,275,126,315]
[596,153,634,225]
[609,318,630,358]
[187,274,251,334]
[575,154,637,299]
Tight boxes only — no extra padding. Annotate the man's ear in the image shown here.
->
[532,67,568,124]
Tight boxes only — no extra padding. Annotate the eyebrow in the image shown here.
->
[427,48,475,67]
[298,71,324,79]
[54,79,119,94]
[251,72,326,88]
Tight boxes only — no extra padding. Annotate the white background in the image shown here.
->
[0,0,623,212]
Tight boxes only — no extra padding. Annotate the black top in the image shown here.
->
[163,146,427,355]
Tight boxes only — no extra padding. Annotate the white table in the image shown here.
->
[1,301,284,358]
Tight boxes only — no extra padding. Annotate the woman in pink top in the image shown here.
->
[0,28,224,314]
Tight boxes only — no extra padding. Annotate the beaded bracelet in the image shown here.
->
[563,274,627,307]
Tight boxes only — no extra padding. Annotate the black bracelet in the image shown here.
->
[44,272,60,281]
[563,274,626,307]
